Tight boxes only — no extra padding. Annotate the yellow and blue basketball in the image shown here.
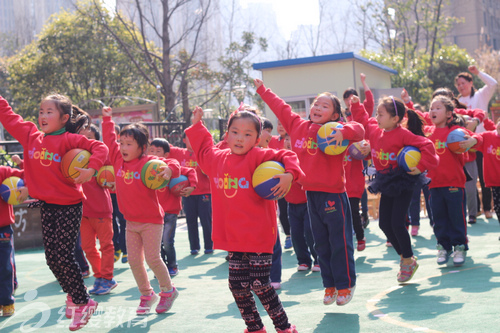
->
[252,161,291,200]
[348,140,369,160]
[446,128,469,154]
[317,122,349,155]
[168,175,189,196]
[96,165,115,188]
[0,176,25,205]
[61,149,91,180]
[141,160,169,190]
[397,146,421,172]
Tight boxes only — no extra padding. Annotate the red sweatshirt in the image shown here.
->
[284,181,307,204]
[169,146,210,195]
[0,97,108,205]
[426,125,482,189]
[82,176,112,219]
[268,136,285,150]
[350,101,438,173]
[475,131,500,187]
[344,149,365,198]
[102,116,180,224]
[257,85,365,193]
[185,121,305,253]
[158,166,197,214]
[0,167,24,227]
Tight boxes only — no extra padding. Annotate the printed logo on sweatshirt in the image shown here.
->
[486,144,500,160]
[213,173,250,198]
[324,200,337,213]
[294,137,319,156]
[180,159,198,168]
[28,147,62,166]
[116,168,141,185]
[371,148,397,167]
[434,140,447,155]
[343,153,352,166]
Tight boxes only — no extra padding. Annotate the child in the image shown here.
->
[0,94,108,330]
[350,94,438,283]
[425,95,482,265]
[186,106,304,333]
[79,124,117,295]
[169,133,213,255]
[148,138,197,276]
[0,166,27,317]
[255,78,364,306]
[101,107,180,315]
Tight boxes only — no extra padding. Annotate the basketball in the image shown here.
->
[397,146,421,172]
[0,176,25,205]
[61,149,91,180]
[446,128,469,154]
[252,161,291,200]
[348,140,369,160]
[316,122,349,155]
[141,160,169,190]
[168,175,189,196]
[96,165,115,188]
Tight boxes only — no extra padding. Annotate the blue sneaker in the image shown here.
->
[168,267,179,277]
[94,278,118,295]
[284,236,292,249]
[121,254,128,264]
[190,249,199,255]
[204,249,214,254]
[89,278,102,294]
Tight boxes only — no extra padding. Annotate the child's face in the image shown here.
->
[38,100,69,134]
[226,118,260,155]
[375,105,399,130]
[284,135,291,150]
[120,134,143,161]
[79,128,96,140]
[343,95,353,110]
[309,95,336,124]
[277,121,286,137]
[148,145,167,157]
[429,100,450,127]
[259,128,272,148]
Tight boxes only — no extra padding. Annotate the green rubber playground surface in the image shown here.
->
[1,214,500,333]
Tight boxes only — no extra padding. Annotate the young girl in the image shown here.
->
[350,94,438,283]
[186,106,304,333]
[101,107,180,315]
[425,95,482,265]
[255,78,364,306]
[0,95,108,331]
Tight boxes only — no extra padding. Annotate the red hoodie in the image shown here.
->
[185,121,305,253]
[257,85,365,193]
[475,130,500,187]
[82,176,112,219]
[0,97,108,205]
[343,149,365,199]
[284,181,307,204]
[268,136,285,150]
[0,167,24,227]
[169,146,210,195]
[158,166,197,214]
[102,116,180,224]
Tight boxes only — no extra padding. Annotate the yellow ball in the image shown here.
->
[0,176,25,205]
[252,161,291,200]
[141,160,169,190]
[317,122,349,155]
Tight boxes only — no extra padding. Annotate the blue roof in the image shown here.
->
[253,52,398,74]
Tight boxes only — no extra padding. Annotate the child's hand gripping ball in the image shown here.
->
[348,140,370,160]
[446,128,470,154]
[141,160,170,190]
[96,166,115,188]
[317,122,349,155]
[61,149,91,180]
[168,175,189,196]
[397,146,421,172]
[252,161,291,200]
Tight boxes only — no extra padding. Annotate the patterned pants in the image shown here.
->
[491,187,500,222]
[228,252,290,332]
[40,202,89,304]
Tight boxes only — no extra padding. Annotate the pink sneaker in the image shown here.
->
[336,286,355,306]
[323,287,337,305]
[244,327,267,333]
[411,225,419,236]
[65,295,76,319]
[69,299,98,331]
[397,257,419,283]
[277,324,298,333]
[156,287,179,314]
[311,264,321,272]
[136,292,159,315]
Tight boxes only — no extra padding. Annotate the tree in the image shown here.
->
[7,1,155,119]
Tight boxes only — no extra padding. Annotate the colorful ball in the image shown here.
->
[316,122,349,155]
[348,140,369,160]
[0,176,25,205]
[252,161,291,200]
[141,160,169,190]
[96,165,115,188]
[61,149,91,180]
[168,175,189,196]
[397,146,421,172]
[446,128,469,154]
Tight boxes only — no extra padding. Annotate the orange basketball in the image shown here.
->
[96,165,115,188]
[61,149,91,180]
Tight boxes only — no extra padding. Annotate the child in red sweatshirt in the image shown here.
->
[186,106,304,333]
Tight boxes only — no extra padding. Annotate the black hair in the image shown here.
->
[120,123,149,156]
[312,92,342,122]
[432,87,468,109]
[227,111,262,137]
[431,95,463,128]
[343,88,358,100]
[455,72,476,97]
[87,123,101,141]
[260,117,273,130]
[43,94,90,134]
[381,96,425,137]
[114,124,121,134]
[150,138,170,154]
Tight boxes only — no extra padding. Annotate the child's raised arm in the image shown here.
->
[191,106,203,125]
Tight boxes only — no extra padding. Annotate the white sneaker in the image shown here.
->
[270,282,281,290]
[297,264,309,271]
[436,244,450,265]
[452,245,466,266]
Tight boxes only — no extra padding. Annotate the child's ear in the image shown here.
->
[255,137,261,147]
[164,152,170,158]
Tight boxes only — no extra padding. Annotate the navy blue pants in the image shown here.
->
[0,225,15,306]
[270,234,282,283]
[183,194,213,252]
[75,233,89,272]
[161,213,178,269]
[277,198,290,236]
[288,202,317,267]
[409,183,433,226]
[430,187,468,252]
[111,193,127,254]
[306,191,355,290]
[349,197,364,241]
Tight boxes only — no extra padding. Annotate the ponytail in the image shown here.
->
[406,109,426,137]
